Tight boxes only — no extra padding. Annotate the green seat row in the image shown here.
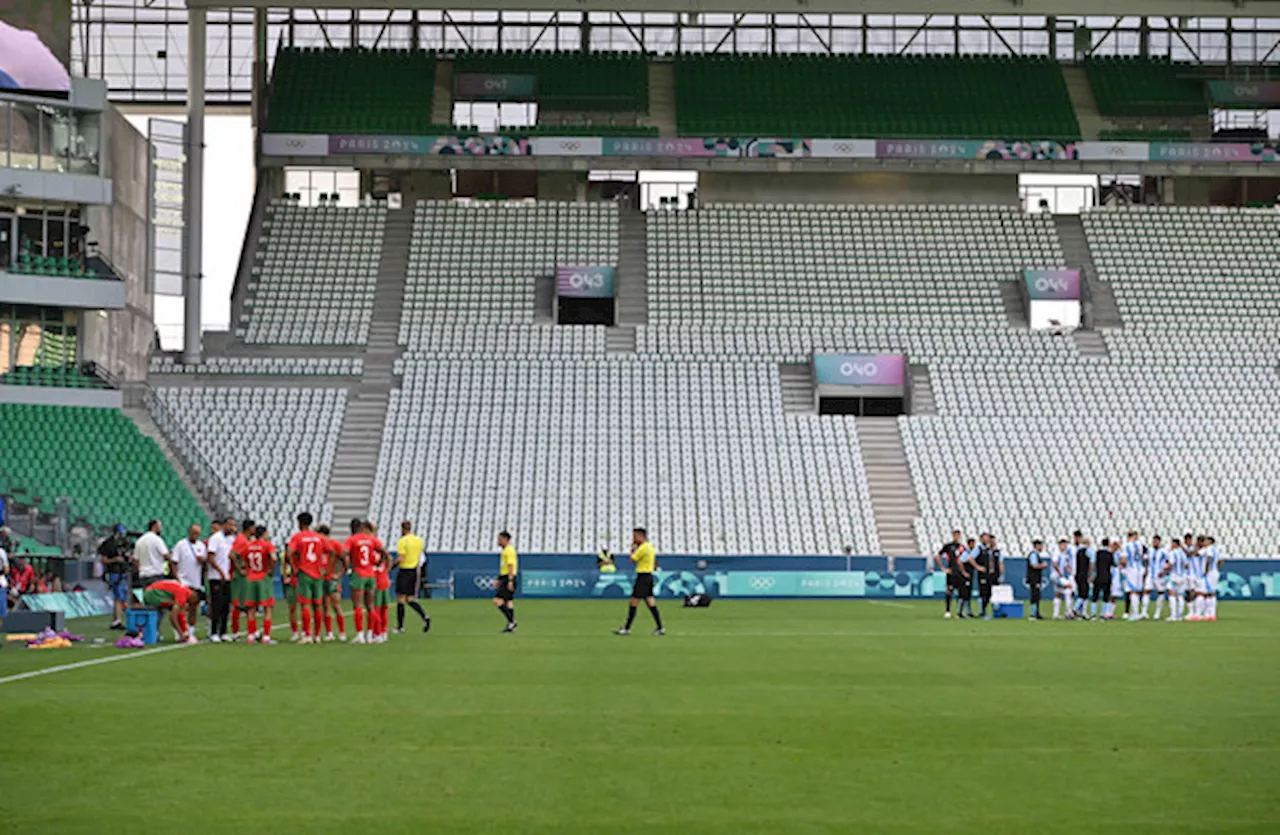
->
[674,53,1080,140]
[0,366,107,389]
[9,253,98,278]
[454,50,648,113]
[266,47,438,135]
[1085,57,1206,118]
[0,404,204,539]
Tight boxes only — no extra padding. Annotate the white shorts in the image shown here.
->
[1205,570,1221,595]
[1123,569,1145,593]
[1166,575,1184,593]
[1149,574,1167,593]
[1188,576,1205,594]
[1054,576,1076,591]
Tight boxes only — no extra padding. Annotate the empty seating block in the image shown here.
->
[153,387,347,540]
[0,404,203,535]
[674,54,1080,139]
[266,48,436,135]
[1,366,106,389]
[149,356,364,377]
[647,204,1063,327]
[371,359,878,556]
[400,200,618,347]
[242,201,385,345]
[1085,57,1206,118]
[454,50,648,113]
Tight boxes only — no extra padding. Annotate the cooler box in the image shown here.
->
[125,608,160,645]
[994,603,1024,619]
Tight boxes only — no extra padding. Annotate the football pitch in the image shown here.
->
[3,599,1278,834]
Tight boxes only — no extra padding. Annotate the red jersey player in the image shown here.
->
[317,523,347,641]
[228,518,254,641]
[287,511,329,644]
[236,525,278,645]
[371,526,392,644]
[343,519,386,644]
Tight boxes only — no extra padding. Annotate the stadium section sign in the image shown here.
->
[556,265,616,299]
[1023,269,1080,302]
[1207,81,1280,108]
[454,72,537,102]
[813,353,906,387]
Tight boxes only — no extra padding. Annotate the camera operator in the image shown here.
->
[99,524,132,630]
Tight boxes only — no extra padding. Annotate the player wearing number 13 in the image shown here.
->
[234,525,277,645]
[614,528,664,636]
[287,512,328,644]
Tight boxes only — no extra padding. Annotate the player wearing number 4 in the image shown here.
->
[287,512,329,644]
[614,528,664,636]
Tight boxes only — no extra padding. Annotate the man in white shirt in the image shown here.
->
[205,517,235,641]
[171,524,207,640]
[133,520,171,590]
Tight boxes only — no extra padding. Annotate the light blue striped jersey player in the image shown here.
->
[1121,539,1145,571]
[1147,546,1170,582]
[1168,546,1187,580]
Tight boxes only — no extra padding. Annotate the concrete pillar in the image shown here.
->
[183,8,206,364]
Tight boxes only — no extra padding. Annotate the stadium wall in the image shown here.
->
[697,172,1018,205]
[81,107,154,383]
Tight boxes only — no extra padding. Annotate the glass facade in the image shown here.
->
[0,306,79,375]
[0,206,86,275]
[0,99,101,175]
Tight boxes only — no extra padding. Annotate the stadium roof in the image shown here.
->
[183,0,1280,17]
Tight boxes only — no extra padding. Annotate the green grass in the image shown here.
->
[4,600,1278,833]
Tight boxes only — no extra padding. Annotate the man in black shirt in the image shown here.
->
[976,533,1000,620]
[1092,538,1116,620]
[1073,536,1094,619]
[98,525,131,630]
[935,530,965,619]
[958,537,979,618]
[1026,539,1049,620]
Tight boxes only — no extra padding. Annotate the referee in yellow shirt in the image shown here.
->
[494,531,518,633]
[614,527,664,636]
[395,520,431,633]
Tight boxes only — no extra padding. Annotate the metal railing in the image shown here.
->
[122,382,243,522]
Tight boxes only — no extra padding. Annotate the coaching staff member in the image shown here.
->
[395,520,430,633]
[614,528,664,636]
[1026,539,1048,620]
[976,533,999,619]
[1093,538,1115,620]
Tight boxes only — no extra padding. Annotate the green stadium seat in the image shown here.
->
[0,404,204,538]
[674,54,1080,139]
[1085,57,1207,118]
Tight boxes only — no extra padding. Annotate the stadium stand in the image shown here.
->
[153,387,347,539]
[1085,57,1207,117]
[646,204,1064,325]
[240,200,386,345]
[399,200,618,346]
[453,50,649,113]
[0,403,204,534]
[265,47,436,135]
[373,357,879,555]
[1097,128,1193,141]
[148,356,365,377]
[673,54,1080,139]
[0,366,107,388]
[8,253,97,278]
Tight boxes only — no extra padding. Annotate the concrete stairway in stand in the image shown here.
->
[1072,329,1111,359]
[616,207,649,325]
[1053,214,1123,330]
[778,363,815,414]
[648,60,677,138]
[999,280,1030,328]
[325,207,412,525]
[430,60,454,126]
[123,404,216,519]
[1061,65,1109,141]
[909,365,938,416]
[856,418,921,556]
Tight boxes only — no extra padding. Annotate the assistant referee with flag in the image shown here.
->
[395,520,430,633]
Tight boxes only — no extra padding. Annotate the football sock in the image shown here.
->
[625,606,637,629]
[1154,597,1165,619]
[397,603,406,630]
[1064,591,1073,613]
[263,613,272,636]
[408,601,427,621]
[945,594,952,614]
[290,614,298,636]
[301,607,311,636]
[324,612,333,632]
[503,605,515,624]
[648,604,663,629]
[335,610,345,633]
[247,613,257,636]
[231,608,241,634]
[380,605,389,634]
[1053,598,1061,618]
[354,608,364,633]
[312,604,322,637]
